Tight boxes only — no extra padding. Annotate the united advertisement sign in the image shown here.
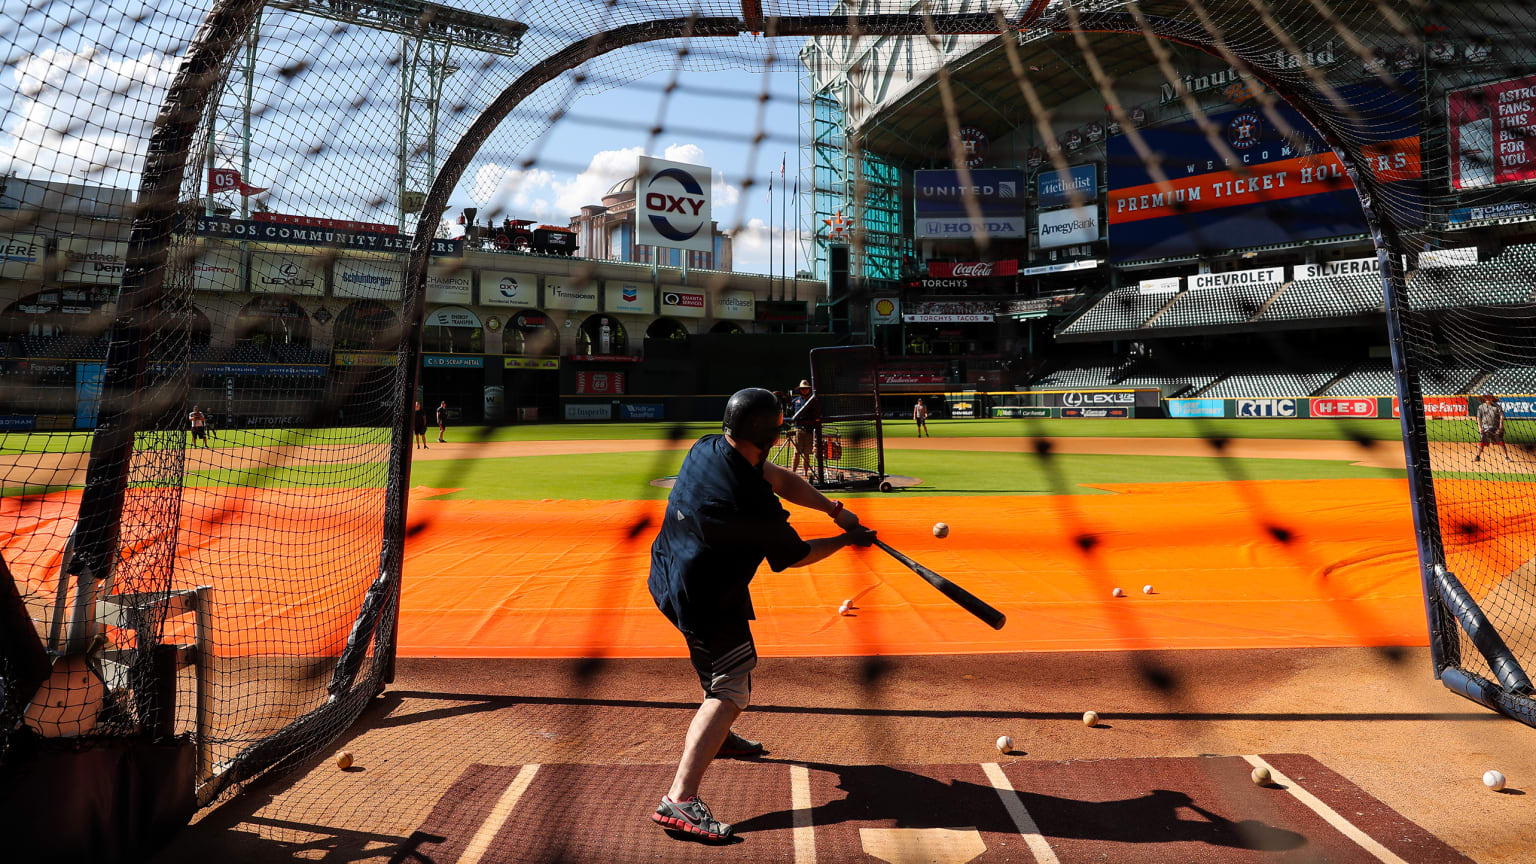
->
[913,169,1027,240]
[1106,77,1419,262]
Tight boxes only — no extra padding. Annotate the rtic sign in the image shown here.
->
[636,156,713,254]
[1311,397,1377,418]
[1237,398,1297,417]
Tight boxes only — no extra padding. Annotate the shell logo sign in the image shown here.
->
[871,297,900,325]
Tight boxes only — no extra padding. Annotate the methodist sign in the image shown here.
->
[913,169,1027,239]
[635,156,713,254]
[1037,164,1097,208]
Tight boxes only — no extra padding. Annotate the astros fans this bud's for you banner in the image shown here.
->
[635,156,713,254]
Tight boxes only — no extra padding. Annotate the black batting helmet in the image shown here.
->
[723,387,783,449]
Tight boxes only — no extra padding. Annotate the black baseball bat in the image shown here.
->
[872,538,1006,630]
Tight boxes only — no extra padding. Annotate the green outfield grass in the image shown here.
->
[0,417,1416,451]
[377,449,1410,501]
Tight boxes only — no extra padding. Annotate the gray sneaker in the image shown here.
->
[653,795,734,841]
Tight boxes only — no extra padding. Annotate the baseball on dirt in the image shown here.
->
[1112,587,1125,598]
[1082,710,1099,727]
[933,522,949,539]
[996,735,1013,753]
[1484,770,1507,791]
[335,750,354,770]
[1251,765,1273,786]
[1143,585,1154,594]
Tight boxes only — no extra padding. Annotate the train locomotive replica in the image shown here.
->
[458,208,578,255]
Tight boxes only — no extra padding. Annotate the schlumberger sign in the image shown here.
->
[636,156,714,254]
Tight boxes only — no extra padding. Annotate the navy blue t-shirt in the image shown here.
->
[649,435,812,633]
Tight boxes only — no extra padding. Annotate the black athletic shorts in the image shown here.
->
[665,609,757,703]
[1481,428,1505,445]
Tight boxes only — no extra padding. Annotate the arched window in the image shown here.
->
[503,309,557,355]
[709,320,745,335]
[333,300,399,351]
[421,306,484,354]
[577,314,627,355]
[646,317,689,341]
[236,296,311,350]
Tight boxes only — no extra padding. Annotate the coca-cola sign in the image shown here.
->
[927,260,1019,278]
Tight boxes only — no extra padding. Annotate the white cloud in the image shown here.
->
[466,143,742,226]
[1,46,177,186]
[730,217,810,276]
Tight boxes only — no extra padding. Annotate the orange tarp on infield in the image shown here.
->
[7,478,1526,659]
[399,478,1442,658]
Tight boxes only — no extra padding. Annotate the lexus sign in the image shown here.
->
[636,155,713,254]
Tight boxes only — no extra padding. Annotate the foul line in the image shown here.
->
[791,764,816,863]
[1242,755,1409,864]
[982,762,1061,864]
[457,763,540,864]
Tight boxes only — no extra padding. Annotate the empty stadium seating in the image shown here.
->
[1060,289,1166,335]
[1148,284,1277,329]
[1261,275,1383,322]
[1199,370,1337,399]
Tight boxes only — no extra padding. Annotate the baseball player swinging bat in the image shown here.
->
[873,538,1006,630]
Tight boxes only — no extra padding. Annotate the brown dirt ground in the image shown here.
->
[153,648,1536,863]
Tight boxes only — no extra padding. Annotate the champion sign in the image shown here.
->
[636,156,713,254]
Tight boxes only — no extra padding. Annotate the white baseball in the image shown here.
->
[1082,710,1099,727]
[838,602,851,616]
[1252,765,1273,786]
[1112,587,1125,598]
[996,735,1013,753]
[1143,585,1154,594]
[933,522,949,539]
[1484,770,1506,791]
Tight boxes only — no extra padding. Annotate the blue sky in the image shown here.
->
[0,1,811,274]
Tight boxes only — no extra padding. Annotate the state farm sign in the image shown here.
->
[1312,397,1377,418]
[927,260,1019,278]
[1423,396,1469,418]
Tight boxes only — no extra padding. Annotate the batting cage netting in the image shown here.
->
[796,345,887,490]
[2,0,1536,856]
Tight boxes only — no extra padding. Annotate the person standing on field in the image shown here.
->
[413,401,429,450]
[1474,393,1510,462]
[789,378,816,478]
[913,398,929,437]
[648,388,874,842]
[436,400,448,443]
[188,406,209,448]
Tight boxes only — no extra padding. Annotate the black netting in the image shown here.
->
[6,1,1536,854]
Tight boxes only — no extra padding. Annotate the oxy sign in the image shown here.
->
[636,156,713,254]
[1236,398,1297,417]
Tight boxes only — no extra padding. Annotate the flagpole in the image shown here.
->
[780,153,787,304]
[767,172,774,296]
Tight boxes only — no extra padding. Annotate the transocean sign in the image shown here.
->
[635,156,713,254]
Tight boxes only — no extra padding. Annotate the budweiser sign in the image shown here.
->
[927,260,1019,279]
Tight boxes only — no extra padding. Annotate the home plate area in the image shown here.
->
[398,755,1471,863]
